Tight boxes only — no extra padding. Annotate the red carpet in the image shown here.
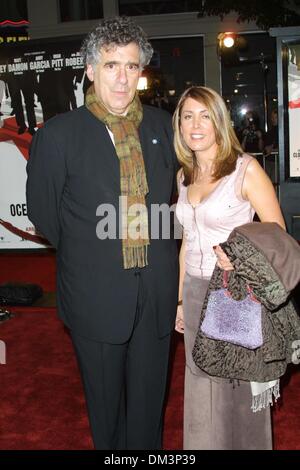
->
[0,117,42,160]
[0,252,299,449]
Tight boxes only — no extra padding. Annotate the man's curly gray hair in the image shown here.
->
[80,16,153,69]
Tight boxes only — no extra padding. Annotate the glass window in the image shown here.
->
[0,0,28,45]
[220,33,277,146]
[139,36,204,114]
[59,0,103,22]
[119,0,199,16]
[0,0,28,21]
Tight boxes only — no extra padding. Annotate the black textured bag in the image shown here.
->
[0,283,43,306]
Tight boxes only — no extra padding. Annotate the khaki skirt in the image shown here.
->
[182,273,272,450]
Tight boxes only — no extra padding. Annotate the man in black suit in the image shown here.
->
[26,17,178,450]
[7,68,37,135]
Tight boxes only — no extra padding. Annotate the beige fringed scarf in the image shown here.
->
[85,85,149,269]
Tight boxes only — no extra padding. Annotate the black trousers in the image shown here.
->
[8,83,36,130]
[71,275,171,450]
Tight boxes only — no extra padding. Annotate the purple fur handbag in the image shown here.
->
[200,272,263,350]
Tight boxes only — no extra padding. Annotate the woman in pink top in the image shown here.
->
[173,86,285,450]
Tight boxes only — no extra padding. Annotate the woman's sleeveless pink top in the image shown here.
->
[176,155,255,278]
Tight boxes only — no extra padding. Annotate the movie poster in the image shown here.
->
[0,36,86,249]
[288,42,300,178]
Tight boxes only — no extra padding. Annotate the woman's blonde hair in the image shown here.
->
[172,86,243,186]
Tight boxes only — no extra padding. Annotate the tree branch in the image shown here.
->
[198,0,300,29]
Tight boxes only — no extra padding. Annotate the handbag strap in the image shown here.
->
[222,270,229,288]
[222,271,260,303]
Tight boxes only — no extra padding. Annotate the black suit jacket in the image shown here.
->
[26,105,179,343]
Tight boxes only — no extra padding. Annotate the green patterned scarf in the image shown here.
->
[85,84,149,269]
